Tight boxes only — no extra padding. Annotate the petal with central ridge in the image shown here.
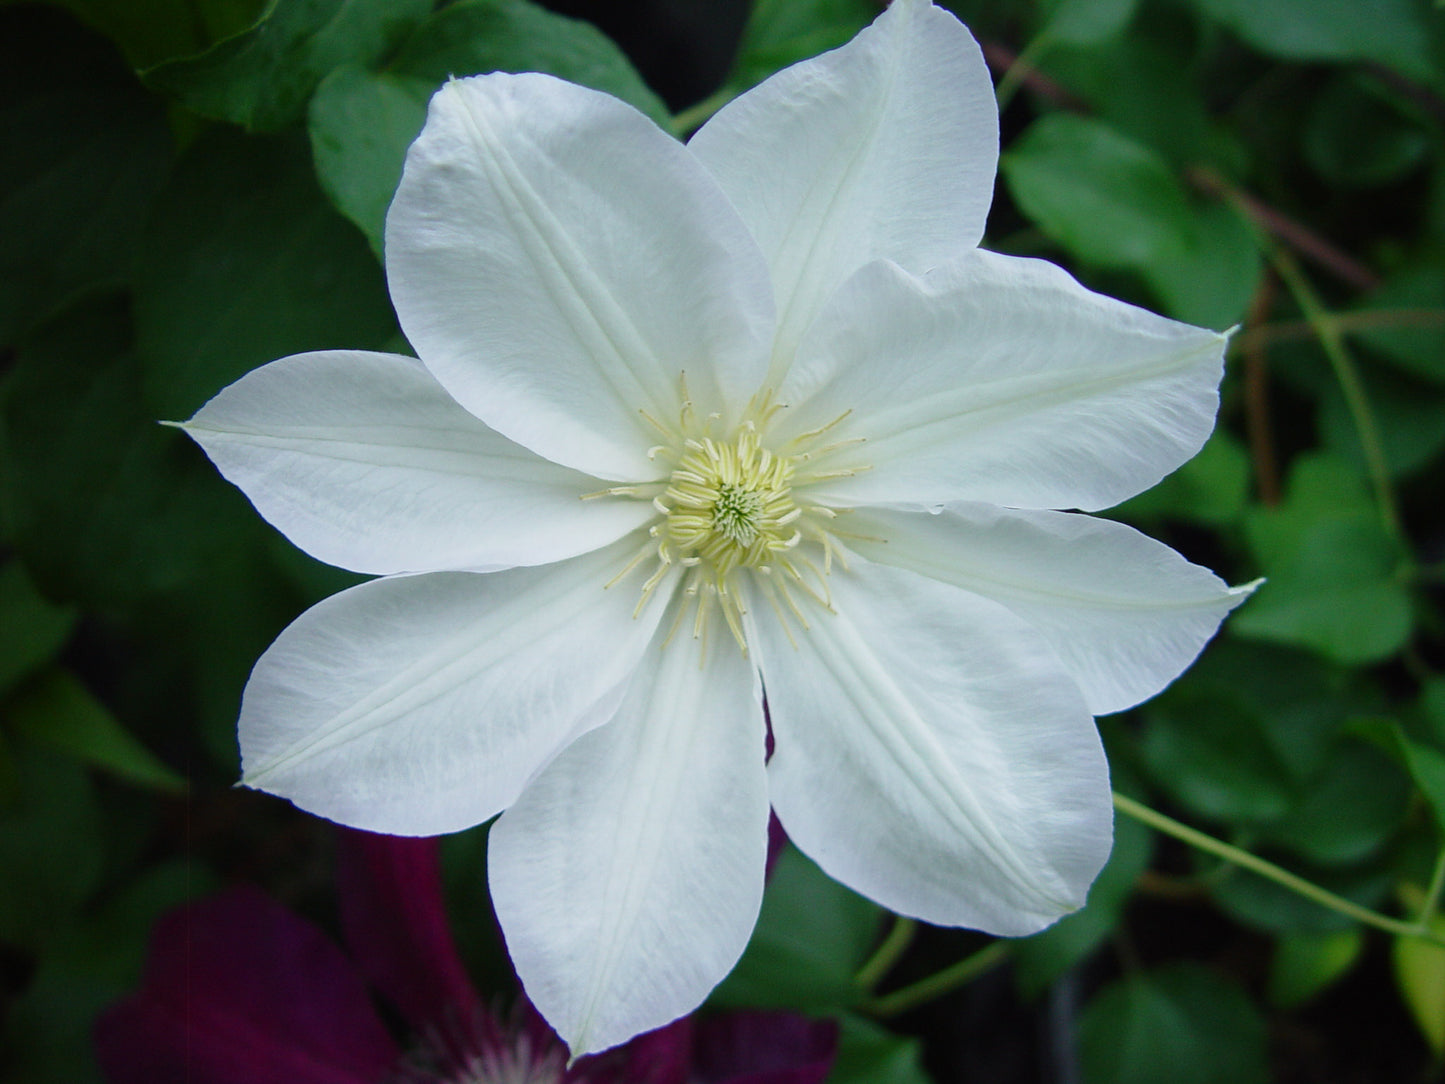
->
[490,608,769,1057]
[183,350,655,575]
[847,503,1257,715]
[239,537,667,836]
[689,0,996,386]
[778,252,1227,512]
[750,557,1112,934]
[387,74,774,480]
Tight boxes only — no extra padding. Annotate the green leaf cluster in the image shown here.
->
[0,2,681,1079]
[972,0,1445,1076]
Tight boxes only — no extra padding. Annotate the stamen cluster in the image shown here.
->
[589,379,865,656]
[662,426,801,576]
[643,421,815,650]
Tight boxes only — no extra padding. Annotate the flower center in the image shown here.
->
[589,380,871,657]
[662,427,802,577]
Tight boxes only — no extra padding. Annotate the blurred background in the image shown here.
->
[1,0,1443,1080]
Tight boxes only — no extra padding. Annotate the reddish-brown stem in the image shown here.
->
[1233,308,1445,351]
[979,36,1382,295]
[1190,167,1380,292]
[979,39,1087,111]
[1243,268,1282,507]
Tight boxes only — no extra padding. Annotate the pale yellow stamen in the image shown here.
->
[596,378,872,656]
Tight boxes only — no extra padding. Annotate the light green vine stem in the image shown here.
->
[1114,791,1445,948]
[1267,247,1404,542]
[857,797,1445,1016]
[994,34,1051,110]
[670,86,739,137]
[1233,308,1445,352]
[855,915,918,991]
[1416,849,1445,928]
[861,941,1012,1018]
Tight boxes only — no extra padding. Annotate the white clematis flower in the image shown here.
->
[180,0,1253,1058]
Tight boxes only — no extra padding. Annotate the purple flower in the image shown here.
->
[94,830,835,1084]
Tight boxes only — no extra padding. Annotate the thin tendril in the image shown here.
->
[1269,247,1403,541]
[861,942,1012,1017]
[1114,792,1445,948]
[670,86,739,137]
[854,916,917,991]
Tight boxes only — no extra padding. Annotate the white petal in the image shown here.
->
[748,558,1111,934]
[847,503,1257,715]
[239,537,667,836]
[386,74,774,480]
[778,253,1228,512]
[490,611,768,1056]
[181,351,655,574]
[689,0,996,384]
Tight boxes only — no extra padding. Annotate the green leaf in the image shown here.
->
[1268,929,1364,1007]
[1039,36,1212,170]
[36,0,264,69]
[1173,638,1358,783]
[1354,255,1445,385]
[1241,453,1374,558]
[1141,200,1262,331]
[0,561,76,698]
[0,290,267,609]
[725,0,875,92]
[1013,803,1152,996]
[1318,362,1445,477]
[1113,427,1250,526]
[176,552,308,771]
[1212,857,1393,934]
[0,859,214,1084]
[1001,112,1259,327]
[390,0,669,125]
[1139,640,1399,848]
[1142,684,1297,823]
[308,66,431,256]
[0,727,18,808]
[1077,963,1269,1084]
[309,0,671,253]
[1001,113,1195,271]
[1233,454,1412,664]
[0,6,171,346]
[1423,680,1445,749]
[1304,74,1429,189]
[1257,739,1408,866]
[1040,0,1139,46]
[711,845,881,1011]
[829,1014,932,1084]
[1234,518,1412,664]
[7,669,187,793]
[1390,725,1445,841]
[1185,0,1435,83]
[143,0,432,132]
[0,745,103,949]
[1395,915,1445,1055]
[0,952,111,1084]
[439,823,516,995]
[134,127,396,420]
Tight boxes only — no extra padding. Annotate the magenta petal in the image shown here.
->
[691,1013,839,1084]
[601,1018,693,1084]
[94,885,398,1084]
[334,827,481,1033]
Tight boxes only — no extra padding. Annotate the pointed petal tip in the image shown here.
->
[1233,576,1266,598]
